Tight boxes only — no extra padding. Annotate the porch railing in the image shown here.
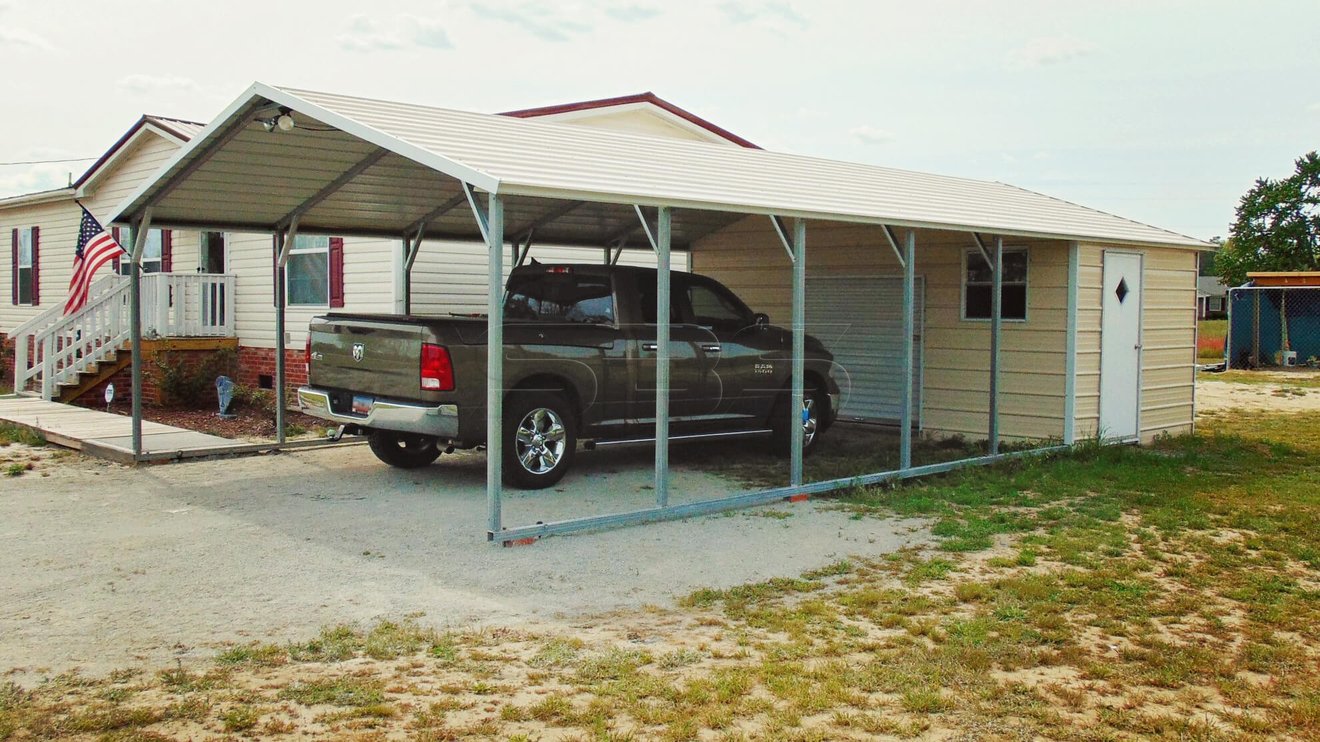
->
[11,272,235,399]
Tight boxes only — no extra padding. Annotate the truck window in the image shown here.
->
[504,273,615,324]
[635,273,684,325]
[684,277,752,331]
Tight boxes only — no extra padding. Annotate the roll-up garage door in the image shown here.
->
[805,276,924,426]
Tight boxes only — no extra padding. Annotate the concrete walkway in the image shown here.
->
[0,395,262,464]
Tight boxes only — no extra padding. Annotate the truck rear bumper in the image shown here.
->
[297,387,460,439]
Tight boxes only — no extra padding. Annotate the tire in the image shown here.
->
[770,380,828,457]
[502,391,577,489]
[368,430,442,469]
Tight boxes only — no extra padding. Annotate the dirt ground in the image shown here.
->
[1196,369,1320,413]
[0,443,929,680]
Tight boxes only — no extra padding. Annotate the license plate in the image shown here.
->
[351,395,374,415]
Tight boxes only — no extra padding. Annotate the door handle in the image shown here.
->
[701,344,722,353]
[642,342,658,352]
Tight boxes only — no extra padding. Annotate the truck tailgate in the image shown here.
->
[308,315,433,400]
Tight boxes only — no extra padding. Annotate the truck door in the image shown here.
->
[630,272,721,428]
[677,274,771,423]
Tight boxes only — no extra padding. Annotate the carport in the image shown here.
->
[110,83,1194,542]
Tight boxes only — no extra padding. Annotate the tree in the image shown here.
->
[1216,151,1320,287]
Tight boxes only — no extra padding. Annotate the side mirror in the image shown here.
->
[753,312,770,329]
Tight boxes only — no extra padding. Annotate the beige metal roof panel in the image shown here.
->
[113,83,1209,249]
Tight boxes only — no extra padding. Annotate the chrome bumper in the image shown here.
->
[297,387,460,439]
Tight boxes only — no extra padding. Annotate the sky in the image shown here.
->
[1,0,1317,241]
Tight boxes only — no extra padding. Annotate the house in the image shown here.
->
[1197,275,1228,319]
[2,93,718,400]
[101,83,1210,453]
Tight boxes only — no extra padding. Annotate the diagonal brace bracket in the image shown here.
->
[880,225,907,269]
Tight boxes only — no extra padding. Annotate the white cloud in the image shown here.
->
[604,4,661,22]
[1308,102,1320,112]
[0,26,55,52]
[469,3,592,42]
[1007,35,1098,69]
[116,74,200,94]
[849,125,895,145]
[337,13,455,51]
[0,160,78,200]
[718,1,807,30]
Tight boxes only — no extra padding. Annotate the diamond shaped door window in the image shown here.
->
[1115,278,1129,303]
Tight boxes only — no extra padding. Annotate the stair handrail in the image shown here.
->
[15,276,132,397]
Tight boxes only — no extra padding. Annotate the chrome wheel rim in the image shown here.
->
[801,397,819,447]
[515,407,568,475]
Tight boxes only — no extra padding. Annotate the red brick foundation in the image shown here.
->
[236,346,308,399]
[81,339,239,407]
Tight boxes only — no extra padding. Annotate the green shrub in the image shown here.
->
[153,349,236,408]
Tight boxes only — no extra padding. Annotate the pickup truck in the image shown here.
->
[297,263,840,488]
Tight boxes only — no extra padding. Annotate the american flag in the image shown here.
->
[65,205,125,315]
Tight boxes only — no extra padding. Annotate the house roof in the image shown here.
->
[73,114,204,191]
[111,82,1211,250]
[501,92,760,149]
[1197,276,1228,297]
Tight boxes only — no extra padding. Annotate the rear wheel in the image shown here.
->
[770,381,827,456]
[503,392,577,489]
[368,430,442,469]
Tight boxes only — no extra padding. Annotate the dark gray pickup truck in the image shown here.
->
[298,264,839,488]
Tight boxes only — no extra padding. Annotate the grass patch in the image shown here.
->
[0,423,44,447]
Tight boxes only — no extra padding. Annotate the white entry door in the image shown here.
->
[1100,251,1143,441]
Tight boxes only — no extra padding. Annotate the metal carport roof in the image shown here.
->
[111,82,1209,249]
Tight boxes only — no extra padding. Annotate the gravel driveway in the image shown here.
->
[1,442,928,677]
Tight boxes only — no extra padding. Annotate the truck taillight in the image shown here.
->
[305,336,312,376]
[420,343,454,391]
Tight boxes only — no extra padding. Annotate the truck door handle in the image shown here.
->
[701,344,722,353]
[642,343,658,352]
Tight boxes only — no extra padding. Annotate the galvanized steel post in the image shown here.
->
[900,229,916,470]
[989,236,1003,454]
[129,208,152,457]
[273,232,288,445]
[485,193,505,536]
[654,206,672,507]
[790,218,806,487]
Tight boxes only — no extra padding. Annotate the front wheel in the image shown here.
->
[502,392,577,489]
[368,430,442,469]
[770,381,827,456]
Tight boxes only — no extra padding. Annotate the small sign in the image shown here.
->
[104,383,115,406]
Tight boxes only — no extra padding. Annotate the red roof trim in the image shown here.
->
[500,92,760,149]
[72,114,205,189]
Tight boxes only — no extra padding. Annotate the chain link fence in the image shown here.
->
[1226,286,1320,369]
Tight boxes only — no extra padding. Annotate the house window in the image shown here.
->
[964,247,1028,321]
[116,228,169,274]
[286,235,344,307]
[12,227,38,306]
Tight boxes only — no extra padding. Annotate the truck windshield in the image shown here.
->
[504,272,615,324]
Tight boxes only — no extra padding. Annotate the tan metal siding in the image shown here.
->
[693,217,1072,442]
[1074,243,1197,442]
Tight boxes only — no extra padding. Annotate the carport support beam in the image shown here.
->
[790,218,806,488]
[485,193,505,537]
[654,206,673,507]
[900,229,916,470]
[989,236,1003,455]
[274,222,299,447]
[129,207,153,457]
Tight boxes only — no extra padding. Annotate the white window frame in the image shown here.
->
[16,227,35,306]
[961,246,1029,323]
[116,228,163,274]
[285,235,330,307]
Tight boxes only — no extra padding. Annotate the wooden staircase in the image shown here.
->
[55,343,131,404]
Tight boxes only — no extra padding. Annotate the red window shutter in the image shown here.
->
[111,227,121,273]
[30,226,39,305]
[10,229,16,305]
[160,229,173,272]
[329,237,345,308]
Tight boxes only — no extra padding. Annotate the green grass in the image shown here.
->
[1210,369,1320,388]
[0,424,45,447]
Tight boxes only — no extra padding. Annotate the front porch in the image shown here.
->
[10,272,234,402]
